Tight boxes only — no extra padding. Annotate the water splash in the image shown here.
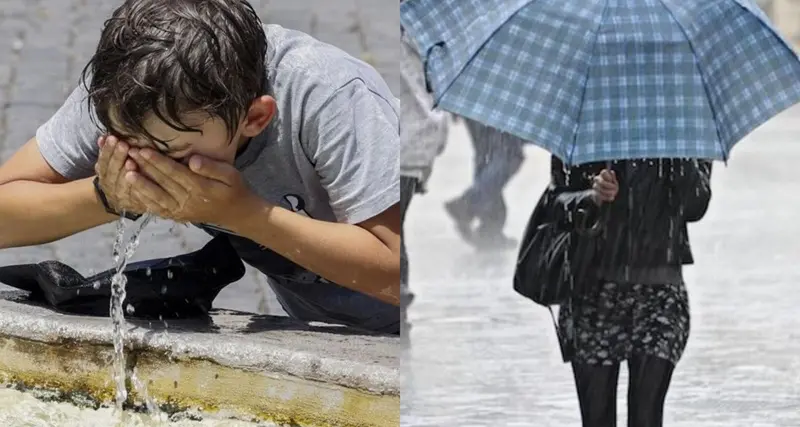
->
[0,387,264,426]
[130,367,164,421]
[110,213,153,413]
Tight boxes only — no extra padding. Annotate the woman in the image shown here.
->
[548,156,712,427]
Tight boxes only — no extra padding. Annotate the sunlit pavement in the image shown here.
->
[402,106,800,426]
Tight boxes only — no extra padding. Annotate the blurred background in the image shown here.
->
[0,0,398,316]
[759,0,800,50]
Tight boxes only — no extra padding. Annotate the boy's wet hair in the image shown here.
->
[81,0,267,147]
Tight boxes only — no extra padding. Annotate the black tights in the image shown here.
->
[572,355,675,427]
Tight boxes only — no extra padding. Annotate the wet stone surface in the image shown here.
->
[402,106,800,426]
[0,0,398,317]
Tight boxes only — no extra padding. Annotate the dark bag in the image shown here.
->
[0,235,245,319]
[513,189,605,306]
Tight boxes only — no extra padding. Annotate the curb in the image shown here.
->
[0,292,399,426]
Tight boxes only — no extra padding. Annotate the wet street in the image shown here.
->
[0,0,397,316]
[401,106,800,426]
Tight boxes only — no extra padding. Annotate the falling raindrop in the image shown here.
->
[161,285,168,295]
[562,162,571,222]
[125,304,135,315]
[211,267,217,275]
[167,269,173,280]
[146,267,152,277]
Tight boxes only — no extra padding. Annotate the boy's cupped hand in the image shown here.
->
[95,135,147,216]
[95,135,262,229]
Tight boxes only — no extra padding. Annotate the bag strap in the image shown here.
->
[547,305,559,336]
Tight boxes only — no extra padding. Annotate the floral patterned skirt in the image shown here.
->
[557,281,690,366]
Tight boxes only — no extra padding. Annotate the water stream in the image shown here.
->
[109,214,158,415]
[0,214,268,425]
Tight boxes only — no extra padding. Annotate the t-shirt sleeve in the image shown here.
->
[36,84,103,180]
[304,79,400,224]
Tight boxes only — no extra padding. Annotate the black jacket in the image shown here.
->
[545,157,712,282]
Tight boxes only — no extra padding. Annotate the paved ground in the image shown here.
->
[0,0,398,316]
[402,106,800,426]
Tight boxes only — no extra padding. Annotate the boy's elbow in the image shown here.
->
[377,252,401,306]
[386,252,402,289]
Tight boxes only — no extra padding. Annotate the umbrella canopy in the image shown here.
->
[401,0,800,165]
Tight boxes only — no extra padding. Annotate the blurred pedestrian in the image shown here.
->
[444,120,524,250]
[400,25,449,333]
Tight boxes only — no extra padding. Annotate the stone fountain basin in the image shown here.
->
[0,291,398,427]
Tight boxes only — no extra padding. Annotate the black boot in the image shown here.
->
[572,362,621,427]
[627,355,675,427]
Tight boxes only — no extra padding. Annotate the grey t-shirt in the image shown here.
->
[36,25,400,333]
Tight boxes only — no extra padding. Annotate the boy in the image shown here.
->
[0,0,401,334]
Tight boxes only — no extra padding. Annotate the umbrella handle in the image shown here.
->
[576,160,614,236]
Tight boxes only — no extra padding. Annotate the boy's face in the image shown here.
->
[114,95,276,165]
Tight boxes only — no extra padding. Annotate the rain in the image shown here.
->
[402,108,800,426]
[401,0,800,425]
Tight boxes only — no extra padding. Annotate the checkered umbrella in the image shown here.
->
[400,0,800,165]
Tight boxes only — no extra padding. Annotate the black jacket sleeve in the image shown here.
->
[671,159,712,222]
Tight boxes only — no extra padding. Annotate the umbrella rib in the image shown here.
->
[656,0,727,163]
[567,0,611,166]
[432,0,538,107]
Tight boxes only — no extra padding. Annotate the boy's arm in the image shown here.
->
[125,148,401,306]
[234,79,401,305]
[0,138,116,249]
[0,85,113,249]
[229,200,400,306]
